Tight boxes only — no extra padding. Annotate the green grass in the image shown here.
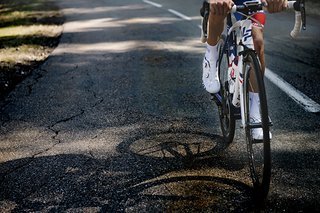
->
[0,0,64,99]
[0,0,63,27]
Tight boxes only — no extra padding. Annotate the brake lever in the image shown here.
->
[300,0,306,30]
[293,0,306,30]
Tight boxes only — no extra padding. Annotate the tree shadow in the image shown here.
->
[0,35,61,49]
[0,16,64,28]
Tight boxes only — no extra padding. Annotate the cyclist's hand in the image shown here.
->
[209,0,234,16]
[264,0,288,13]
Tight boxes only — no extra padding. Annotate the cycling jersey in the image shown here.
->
[233,0,266,27]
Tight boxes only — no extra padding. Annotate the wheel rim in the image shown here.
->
[243,52,271,198]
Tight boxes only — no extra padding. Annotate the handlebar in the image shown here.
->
[287,0,306,38]
[200,0,306,42]
[230,0,306,39]
[231,1,265,14]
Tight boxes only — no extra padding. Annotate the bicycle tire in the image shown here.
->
[242,50,271,200]
[217,37,236,144]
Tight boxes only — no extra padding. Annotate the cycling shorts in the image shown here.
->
[233,0,266,27]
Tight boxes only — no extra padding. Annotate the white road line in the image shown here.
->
[142,0,162,8]
[168,9,192,21]
[265,68,320,113]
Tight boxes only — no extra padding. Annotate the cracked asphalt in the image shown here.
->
[0,0,319,212]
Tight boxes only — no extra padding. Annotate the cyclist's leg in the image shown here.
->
[249,13,271,140]
[249,12,266,91]
[252,27,265,72]
[202,3,229,94]
[252,11,266,73]
[202,13,224,93]
[207,13,225,46]
[248,27,265,92]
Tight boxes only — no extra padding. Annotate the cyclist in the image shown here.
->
[203,0,287,139]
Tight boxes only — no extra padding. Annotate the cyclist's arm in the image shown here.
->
[209,0,234,16]
[263,0,288,13]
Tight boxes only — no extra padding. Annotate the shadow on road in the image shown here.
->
[0,129,258,212]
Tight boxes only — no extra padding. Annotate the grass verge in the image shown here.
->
[0,0,64,99]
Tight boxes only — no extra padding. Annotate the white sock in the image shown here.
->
[205,43,218,63]
[249,92,260,120]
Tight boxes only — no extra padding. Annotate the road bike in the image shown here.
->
[200,0,306,200]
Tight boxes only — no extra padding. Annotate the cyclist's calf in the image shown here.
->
[252,27,265,72]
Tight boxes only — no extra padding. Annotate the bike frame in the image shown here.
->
[221,12,257,128]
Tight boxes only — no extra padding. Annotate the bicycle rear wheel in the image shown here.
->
[217,37,235,144]
[242,50,271,199]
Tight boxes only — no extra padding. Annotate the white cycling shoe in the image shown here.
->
[202,44,220,94]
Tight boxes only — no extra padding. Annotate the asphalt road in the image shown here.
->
[0,0,319,212]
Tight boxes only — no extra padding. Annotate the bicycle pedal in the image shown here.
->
[252,139,264,144]
[248,117,273,129]
[248,122,263,129]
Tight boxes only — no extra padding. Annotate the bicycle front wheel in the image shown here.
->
[242,50,271,200]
